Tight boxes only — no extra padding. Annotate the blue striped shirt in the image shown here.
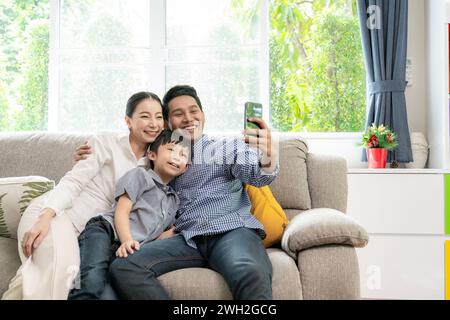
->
[170,135,279,248]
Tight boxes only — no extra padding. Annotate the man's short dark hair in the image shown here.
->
[162,85,203,120]
[147,129,191,169]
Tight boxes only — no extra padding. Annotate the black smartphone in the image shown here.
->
[244,102,263,129]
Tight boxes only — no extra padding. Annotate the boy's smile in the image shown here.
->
[149,143,189,184]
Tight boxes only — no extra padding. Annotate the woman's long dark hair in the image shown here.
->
[126,92,162,117]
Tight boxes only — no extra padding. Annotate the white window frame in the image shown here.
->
[48,0,60,131]
[48,0,363,139]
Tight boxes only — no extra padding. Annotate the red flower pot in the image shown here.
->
[366,148,388,169]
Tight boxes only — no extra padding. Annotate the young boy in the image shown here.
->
[68,129,189,300]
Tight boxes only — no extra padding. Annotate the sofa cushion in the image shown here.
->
[0,237,20,298]
[0,176,54,239]
[268,248,303,299]
[0,132,91,183]
[269,136,311,212]
[158,268,233,300]
[245,185,289,248]
[157,248,302,299]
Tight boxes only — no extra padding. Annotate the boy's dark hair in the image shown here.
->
[126,92,162,117]
[162,85,203,120]
[147,129,191,169]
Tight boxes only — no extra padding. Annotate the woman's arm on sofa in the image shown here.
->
[22,135,109,257]
[43,135,109,216]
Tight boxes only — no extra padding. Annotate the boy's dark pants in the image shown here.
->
[68,216,119,300]
[109,227,273,300]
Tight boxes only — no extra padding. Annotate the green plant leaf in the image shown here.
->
[0,193,11,238]
[19,181,54,215]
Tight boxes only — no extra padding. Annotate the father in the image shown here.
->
[80,85,279,299]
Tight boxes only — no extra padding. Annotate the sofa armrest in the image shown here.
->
[297,244,361,299]
[281,208,369,259]
[306,153,348,212]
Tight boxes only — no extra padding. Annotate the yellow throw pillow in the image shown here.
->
[245,184,289,248]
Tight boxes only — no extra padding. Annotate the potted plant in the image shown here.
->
[359,124,399,169]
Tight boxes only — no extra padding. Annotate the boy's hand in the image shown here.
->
[243,118,278,172]
[73,140,91,164]
[116,240,140,258]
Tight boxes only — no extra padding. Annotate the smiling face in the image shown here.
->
[167,95,205,141]
[148,142,189,183]
[125,98,164,144]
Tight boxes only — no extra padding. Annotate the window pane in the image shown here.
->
[59,66,151,132]
[166,63,260,133]
[0,1,50,131]
[269,0,366,133]
[60,0,150,48]
[58,0,154,132]
[166,0,264,133]
[60,48,151,66]
[167,47,259,64]
[166,0,262,46]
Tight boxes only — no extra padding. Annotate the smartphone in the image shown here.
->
[244,102,263,129]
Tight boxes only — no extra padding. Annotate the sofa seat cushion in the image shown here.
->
[0,237,20,297]
[157,248,302,300]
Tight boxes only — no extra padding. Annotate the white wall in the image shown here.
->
[406,0,427,135]
[424,0,450,169]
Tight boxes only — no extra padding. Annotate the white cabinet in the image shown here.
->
[347,170,450,300]
[348,174,444,235]
[355,235,444,300]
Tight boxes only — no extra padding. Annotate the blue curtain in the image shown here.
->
[357,0,412,163]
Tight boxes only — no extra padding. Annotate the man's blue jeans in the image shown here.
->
[109,227,273,300]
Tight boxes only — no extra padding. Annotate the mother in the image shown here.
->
[2,92,165,300]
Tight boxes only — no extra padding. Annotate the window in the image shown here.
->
[1,0,365,134]
[165,0,267,133]
[0,0,50,131]
[50,0,267,133]
[53,0,154,132]
[269,0,366,133]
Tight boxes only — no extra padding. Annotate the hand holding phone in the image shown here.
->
[242,105,278,173]
[244,102,263,129]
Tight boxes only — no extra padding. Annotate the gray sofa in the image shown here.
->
[0,132,368,299]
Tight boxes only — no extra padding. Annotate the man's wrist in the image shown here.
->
[259,159,272,168]
[260,152,278,166]
[260,160,277,173]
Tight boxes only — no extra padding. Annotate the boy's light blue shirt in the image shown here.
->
[102,167,179,244]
